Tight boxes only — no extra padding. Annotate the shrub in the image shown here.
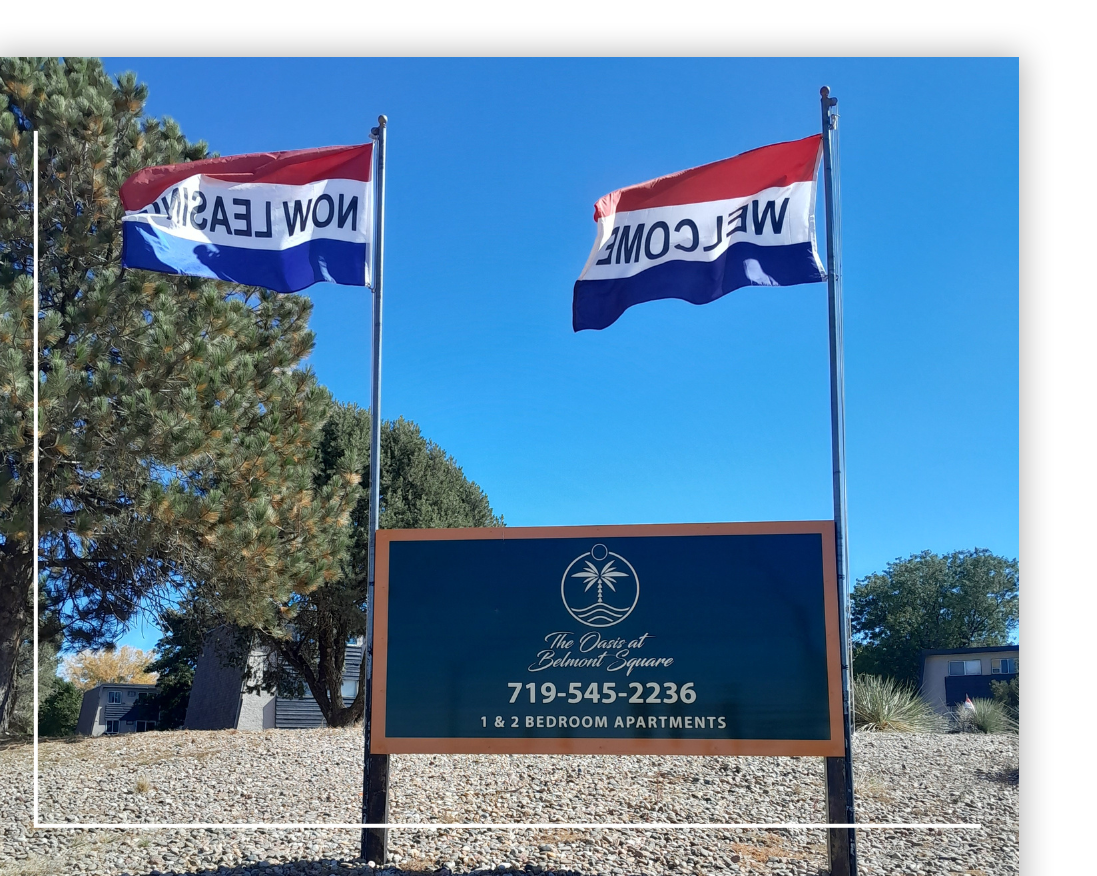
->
[953,697,1018,734]
[39,679,84,737]
[853,674,945,733]
[990,676,1019,720]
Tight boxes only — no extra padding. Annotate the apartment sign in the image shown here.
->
[371,521,844,756]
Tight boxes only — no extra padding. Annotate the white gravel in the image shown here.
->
[1,728,1017,876]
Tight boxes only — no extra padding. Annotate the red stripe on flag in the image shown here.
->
[593,135,821,221]
[120,143,374,210]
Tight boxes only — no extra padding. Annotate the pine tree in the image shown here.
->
[0,58,357,732]
[220,405,502,728]
[10,625,63,736]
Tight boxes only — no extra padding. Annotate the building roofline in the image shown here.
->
[84,682,160,691]
[920,645,1019,658]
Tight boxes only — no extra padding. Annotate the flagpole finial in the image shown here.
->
[371,116,388,139]
[820,86,838,110]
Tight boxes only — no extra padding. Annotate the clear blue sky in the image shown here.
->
[106,57,1018,650]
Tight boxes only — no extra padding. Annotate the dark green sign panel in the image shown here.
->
[372,522,843,756]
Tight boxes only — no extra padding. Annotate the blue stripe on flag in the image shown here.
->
[572,241,826,331]
[122,222,368,293]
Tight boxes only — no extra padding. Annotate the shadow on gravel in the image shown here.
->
[125,865,830,876]
[0,734,84,751]
[128,867,639,876]
[977,765,1019,785]
[0,735,31,752]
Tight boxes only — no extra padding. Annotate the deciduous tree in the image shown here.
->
[851,548,1019,686]
[62,645,157,690]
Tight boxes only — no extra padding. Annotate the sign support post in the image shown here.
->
[361,114,390,866]
[820,86,857,876]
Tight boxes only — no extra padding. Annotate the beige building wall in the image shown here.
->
[920,649,1018,714]
[236,648,276,730]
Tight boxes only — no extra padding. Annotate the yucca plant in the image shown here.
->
[953,697,1018,734]
[854,673,945,733]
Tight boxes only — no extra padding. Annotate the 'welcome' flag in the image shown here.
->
[572,135,827,331]
[120,143,373,293]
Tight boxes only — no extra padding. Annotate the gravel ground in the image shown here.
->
[1,728,1017,876]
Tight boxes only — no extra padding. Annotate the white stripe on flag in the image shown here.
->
[122,174,373,252]
[578,181,818,282]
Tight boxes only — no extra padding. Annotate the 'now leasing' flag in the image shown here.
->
[572,135,827,331]
[120,143,374,293]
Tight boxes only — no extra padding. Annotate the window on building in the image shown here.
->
[105,720,119,734]
[341,678,359,700]
[107,691,121,704]
[137,692,152,704]
[992,658,1017,674]
[136,721,156,732]
[128,690,137,698]
[948,660,983,676]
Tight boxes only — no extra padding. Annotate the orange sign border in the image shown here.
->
[372,521,845,757]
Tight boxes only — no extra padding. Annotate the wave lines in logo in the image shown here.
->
[561,543,639,628]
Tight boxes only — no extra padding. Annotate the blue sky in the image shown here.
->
[107,57,1018,651]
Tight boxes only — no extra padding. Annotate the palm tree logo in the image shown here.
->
[561,543,639,628]
[572,557,628,604]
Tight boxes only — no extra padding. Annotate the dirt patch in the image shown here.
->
[729,830,809,864]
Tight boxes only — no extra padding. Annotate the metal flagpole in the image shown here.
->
[361,114,390,866]
[820,86,858,876]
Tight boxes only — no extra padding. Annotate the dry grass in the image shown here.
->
[648,767,677,803]
[134,775,152,794]
[532,827,587,844]
[35,732,236,769]
[391,855,437,874]
[854,773,896,804]
[0,858,55,876]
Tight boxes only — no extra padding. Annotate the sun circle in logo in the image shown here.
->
[561,544,639,628]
